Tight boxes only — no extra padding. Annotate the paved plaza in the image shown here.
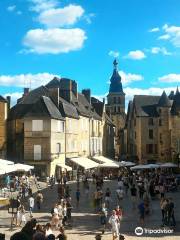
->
[0,180,180,240]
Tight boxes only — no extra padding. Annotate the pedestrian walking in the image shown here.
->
[130,184,137,210]
[36,191,43,210]
[116,187,124,204]
[109,210,120,240]
[99,203,108,234]
[28,195,34,217]
[138,201,145,225]
[105,188,111,209]
[76,188,80,208]
[168,198,176,226]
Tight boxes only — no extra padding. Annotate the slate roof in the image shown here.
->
[59,96,79,119]
[109,60,124,94]
[158,91,171,107]
[19,86,49,104]
[0,95,7,102]
[8,104,33,120]
[24,96,64,120]
[171,90,180,115]
[45,77,61,89]
[133,95,160,117]
[169,91,175,100]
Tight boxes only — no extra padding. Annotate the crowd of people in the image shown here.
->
[4,168,179,240]
[10,218,67,240]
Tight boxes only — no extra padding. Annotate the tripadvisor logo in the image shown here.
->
[135,227,143,236]
[135,227,174,236]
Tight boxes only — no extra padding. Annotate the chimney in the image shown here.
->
[6,96,11,112]
[48,88,59,108]
[59,78,73,102]
[82,89,91,103]
[72,80,78,99]
[23,88,29,96]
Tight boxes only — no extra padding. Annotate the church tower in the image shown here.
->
[106,59,126,160]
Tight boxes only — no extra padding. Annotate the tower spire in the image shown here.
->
[113,59,118,70]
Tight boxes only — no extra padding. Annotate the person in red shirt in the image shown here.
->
[115,205,123,221]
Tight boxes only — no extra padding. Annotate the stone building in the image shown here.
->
[106,60,126,160]
[125,89,180,164]
[0,96,9,158]
[7,77,115,176]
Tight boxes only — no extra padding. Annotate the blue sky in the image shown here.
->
[0,0,180,107]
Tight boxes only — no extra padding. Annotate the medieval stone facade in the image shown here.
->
[7,77,115,177]
[125,89,180,164]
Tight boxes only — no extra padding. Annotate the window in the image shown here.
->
[159,119,162,126]
[34,145,41,160]
[118,97,121,104]
[57,121,64,132]
[146,144,153,154]
[56,143,61,154]
[113,97,117,104]
[149,129,153,139]
[118,106,121,112]
[114,107,116,113]
[32,120,43,131]
[148,118,154,126]
[154,144,158,154]
[159,109,161,114]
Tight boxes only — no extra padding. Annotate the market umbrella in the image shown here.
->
[160,162,178,168]
[119,161,136,167]
[14,163,34,172]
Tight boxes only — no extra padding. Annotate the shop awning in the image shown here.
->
[0,164,16,175]
[160,162,178,168]
[98,162,119,168]
[70,157,99,169]
[131,164,160,170]
[56,163,72,171]
[14,163,34,172]
[0,159,14,165]
[93,155,122,167]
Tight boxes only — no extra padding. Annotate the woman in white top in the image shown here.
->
[51,204,59,230]
[62,203,67,226]
[45,223,53,237]
[58,202,63,227]
[109,210,119,240]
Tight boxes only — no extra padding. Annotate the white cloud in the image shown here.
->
[29,0,58,12]
[158,34,170,40]
[109,50,119,58]
[119,71,143,85]
[0,73,59,88]
[23,28,87,54]
[124,50,146,60]
[158,24,180,47]
[7,5,16,12]
[38,4,84,27]
[151,47,171,55]
[149,27,160,32]
[84,13,95,24]
[158,74,180,83]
